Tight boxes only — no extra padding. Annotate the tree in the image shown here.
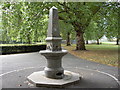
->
[2,2,47,44]
[2,2,118,47]
[103,3,119,45]
[85,19,105,45]
[41,2,102,50]
[84,2,118,45]
[0,3,2,42]
[56,2,102,50]
[59,21,74,46]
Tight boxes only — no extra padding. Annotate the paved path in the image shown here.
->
[0,52,119,88]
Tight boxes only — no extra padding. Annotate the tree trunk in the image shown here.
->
[86,40,89,44]
[66,32,71,46]
[76,30,86,50]
[116,38,119,45]
[34,29,38,42]
[96,39,99,45]
[27,34,31,44]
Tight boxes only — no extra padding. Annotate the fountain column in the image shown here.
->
[40,6,67,79]
[27,6,80,87]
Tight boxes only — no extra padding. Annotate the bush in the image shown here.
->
[1,44,46,55]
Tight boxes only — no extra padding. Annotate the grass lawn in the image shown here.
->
[62,44,119,67]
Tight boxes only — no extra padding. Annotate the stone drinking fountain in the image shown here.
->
[27,6,80,87]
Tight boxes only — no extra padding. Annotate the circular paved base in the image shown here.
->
[1,67,119,88]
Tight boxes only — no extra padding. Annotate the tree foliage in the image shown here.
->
[1,2,119,47]
[2,2,47,44]
[84,2,118,44]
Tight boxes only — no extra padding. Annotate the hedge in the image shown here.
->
[1,44,46,55]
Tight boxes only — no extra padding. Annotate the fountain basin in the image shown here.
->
[39,50,67,79]
[40,50,67,57]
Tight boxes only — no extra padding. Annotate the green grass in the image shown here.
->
[63,43,119,67]
[102,42,116,44]
[86,44,118,50]
[65,43,118,50]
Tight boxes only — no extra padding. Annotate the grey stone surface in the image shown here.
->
[47,6,60,37]
[39,6,68,79]
[27,70,80,87]
[46,6,62,51]
[27,7,81,87]
[40,50,67,79]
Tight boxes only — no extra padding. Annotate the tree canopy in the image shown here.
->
[1,2,119,48]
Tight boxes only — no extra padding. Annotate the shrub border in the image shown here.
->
[1,45,46,55]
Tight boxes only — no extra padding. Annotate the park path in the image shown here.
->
[0,52,119,88]
[1,52,118,78]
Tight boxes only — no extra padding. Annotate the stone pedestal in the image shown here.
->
[27,6,80,87]
[40,50,67,79]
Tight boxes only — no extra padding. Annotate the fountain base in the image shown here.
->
[27,70,80,87]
